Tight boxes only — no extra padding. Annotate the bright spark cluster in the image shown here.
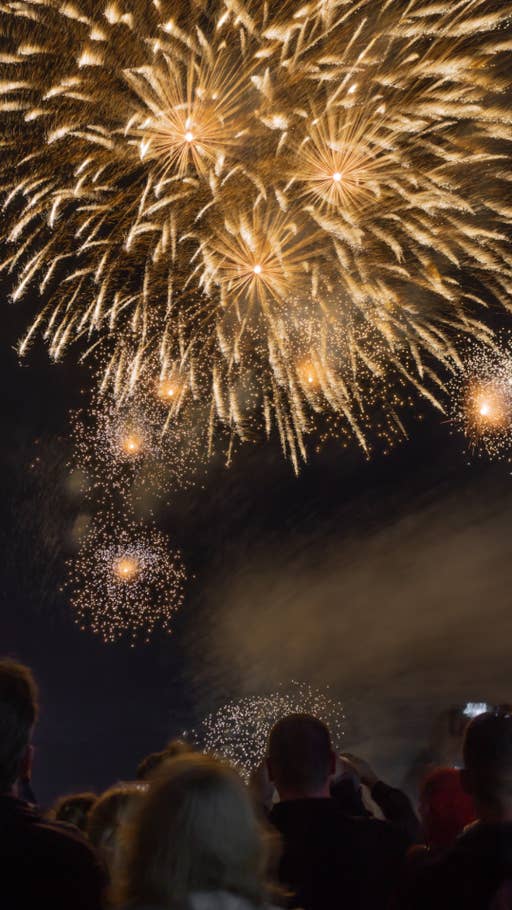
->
[2,0,512,469]
[67,515,186,644]
[450,338,512,460]
[187,682,345,779]
[71,376,205,504]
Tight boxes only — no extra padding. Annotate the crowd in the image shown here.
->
[1,658,512,909]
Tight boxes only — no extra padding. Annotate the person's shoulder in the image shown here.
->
[10,803,100,865]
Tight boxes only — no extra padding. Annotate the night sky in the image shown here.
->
[3,295,512,807]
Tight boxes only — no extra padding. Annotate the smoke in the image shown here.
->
[191,468,512,782]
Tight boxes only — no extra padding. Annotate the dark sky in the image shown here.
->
[3,298,512,806]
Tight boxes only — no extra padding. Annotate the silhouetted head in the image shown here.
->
[136,738,192,781]
[267,713,335,800]
[115,753,270,908]
[0,659,38,794]
[419,767,475,850]
[88,782,145,872]
[463,710,512,821]
[52,792,96,831]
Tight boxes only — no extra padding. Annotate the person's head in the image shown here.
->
[462,710,512,821]
[136,739,191,781]
[87,782,145,870]
[267,713,335,800]
[419,768,476,851]
[115,753,271,908]
[51,792,96,831]
[0,659,38,794]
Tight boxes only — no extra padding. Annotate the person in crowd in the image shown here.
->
[88,782,146,873]
[335,752,422,843]
[417,767,476,854]
[266,713,411,910]
[113,752,281,910]
[51,791,97,832]
[0,658,106,908]
[136,738,191,781]
[400,710,512,909]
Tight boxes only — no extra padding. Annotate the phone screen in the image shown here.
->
[463,702,490,718]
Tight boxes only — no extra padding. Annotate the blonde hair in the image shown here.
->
[114,753,271,908]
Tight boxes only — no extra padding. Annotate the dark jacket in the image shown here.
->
[0,795,106,909]
[399,821,512,909]
[269,797,409,909]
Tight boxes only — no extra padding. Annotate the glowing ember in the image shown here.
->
[113,555,140,581]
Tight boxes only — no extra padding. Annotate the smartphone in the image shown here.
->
[463,702,490,718]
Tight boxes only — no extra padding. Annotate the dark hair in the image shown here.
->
[464,711,512,805]
[115,754,270,908]
[52,792,96,831]
[136,739,191,781]
[0,659,38,792]
[267,713,332,795]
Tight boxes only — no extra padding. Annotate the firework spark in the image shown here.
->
[67,515,186,644]
[2,0,512,467]
[186,682,345,779]
[450,339,512,459]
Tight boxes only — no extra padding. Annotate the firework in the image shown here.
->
[71,379,205,504]
[2,1,512,467]
[67,515,186,644]
[186,682,345,779]
[450,338,512,459]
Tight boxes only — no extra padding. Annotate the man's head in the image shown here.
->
[0,660,38,793]
[462,711,512,820]
[267,713,335,800]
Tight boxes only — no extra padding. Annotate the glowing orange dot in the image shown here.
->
[253,264,262,275]
[332,171,343,183]
[120,432,143,455]
[113,556,140,582]
[157,379,179,401]
[185,131,194,143]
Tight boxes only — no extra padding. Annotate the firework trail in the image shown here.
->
[2,0,512,467]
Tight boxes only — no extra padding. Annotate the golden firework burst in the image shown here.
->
[2,0,512,468]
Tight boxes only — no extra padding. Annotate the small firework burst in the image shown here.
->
[186,682,345,779]
[450,339,512,459]
[67,515,186,644]
[71,380,205,504]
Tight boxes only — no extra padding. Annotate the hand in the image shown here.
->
[340,753,380,789]
[249,761,275,810]
[331,754,359,784]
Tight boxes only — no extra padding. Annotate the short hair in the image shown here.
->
[464,711,512,804]
[0,659,38,792]
[52,792,96,831]
[267,713,333,795]
[114,754,269,907]
[136,739,191,781]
